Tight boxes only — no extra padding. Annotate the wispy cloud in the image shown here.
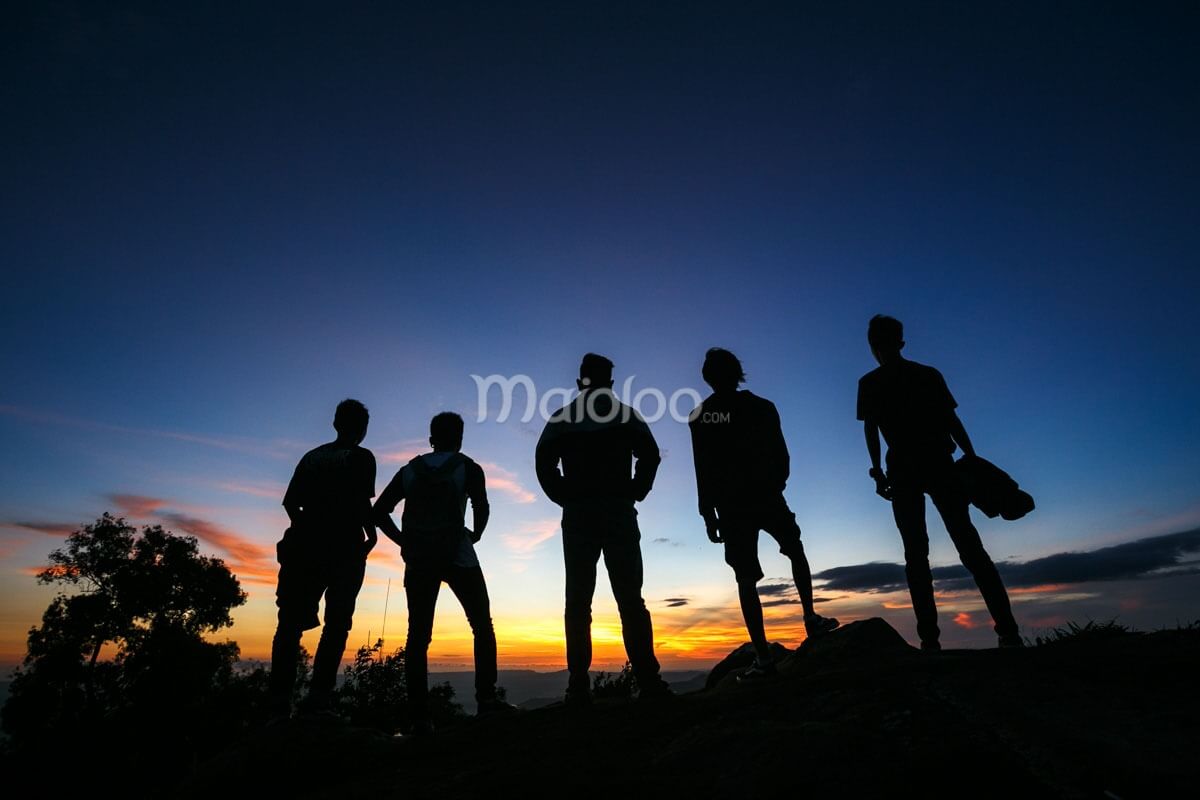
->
[4,520,78,537]
[0,404,298,460]
[500,519,560,557]
[662,597,690,608]
[477,462,537,504]
[953,611,979,629]
[107,493,277,586]
[212,480,287,500]
[813,528,1200,593]
[651,537,686,548]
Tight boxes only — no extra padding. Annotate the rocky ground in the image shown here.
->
[180,618,1199,799]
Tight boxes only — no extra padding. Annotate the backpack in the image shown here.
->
[400,454,468,565]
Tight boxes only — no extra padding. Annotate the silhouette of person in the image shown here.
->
[269,399,377,718]
[689,348,840,679]
[375,412,514,734]
[857,315,1021,649]
[535,353,673,705]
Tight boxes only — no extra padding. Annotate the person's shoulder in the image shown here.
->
[687,393,715,425]
[907,360,947,382]
[858,366,885,386]
[739,389,775,409]
[354,445,376,464]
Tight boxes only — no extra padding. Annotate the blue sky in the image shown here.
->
[2,2,1198,666]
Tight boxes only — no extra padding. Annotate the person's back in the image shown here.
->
[689,389,788,507]
[285,439,376,546]
[537,388,660,508]
[856,358,957,474]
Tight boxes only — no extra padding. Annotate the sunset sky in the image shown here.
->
[2,3,1198,671]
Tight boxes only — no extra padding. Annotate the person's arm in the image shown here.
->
[948,412,977,459]
[535,422,568,506]
[630,417,662,502]
[372,469,405,547]
[689,420,720,542]
[359,451,378,556]
[467,462,490,543]
[766,401,790,491]
[282,459,305,527]
[864,420,891,500]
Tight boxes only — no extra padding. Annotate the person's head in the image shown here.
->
[577,352,614,392]
[867,314,905,364]
[429,411,464,452]
[333,398,370,444]
[701,348,746,393]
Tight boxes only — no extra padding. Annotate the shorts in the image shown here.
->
[718,494,804,584]
[275,527,367,632]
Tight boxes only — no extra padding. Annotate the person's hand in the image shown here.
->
[467,527,482,544]
[361,536,378,559]
[705,517,722,544]
[869,468,892,501]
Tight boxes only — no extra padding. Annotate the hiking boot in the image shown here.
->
[920,640,942,652]
[636,677,675,701]
[998,634,1024,649]
[477,697,520,717]
[804,614,840,638]
[737,658,778,683]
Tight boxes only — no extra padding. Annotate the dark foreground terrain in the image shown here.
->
[181,619,1198,800]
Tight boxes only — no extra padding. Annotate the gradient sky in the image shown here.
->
[2,2,1198,670]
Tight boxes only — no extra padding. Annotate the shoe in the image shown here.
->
[920,640,942,652]
[804,614,840,638]
[636,677,675,701]
[736,659,778,683]
[476,697,520,717]
[998,634,1024,649]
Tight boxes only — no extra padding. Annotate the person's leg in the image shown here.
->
[601,518,663,687]
[759,497,817,618]
[445,565,498,704]
[269,537,323,715]
[891,486,941,647]
[719,509,771,661]
[929,481,1019,641]
[403,566,442,721]
[562,523,602,695]
[308,553,367,708]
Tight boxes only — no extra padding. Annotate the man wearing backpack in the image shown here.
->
[375,412,511,734]
[857,315,1021,650]
[689,348,840,681]
[270,398,377,718]
[535,353,673,705]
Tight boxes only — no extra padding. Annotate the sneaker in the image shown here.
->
[737,659,778,683]
[804,614,840,638]
[476,697,520,717]
[998,634,1024,649]
[636,677,675,701]
[920,640,942,652]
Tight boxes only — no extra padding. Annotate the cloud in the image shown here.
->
[814,528,1200,593]
[953,612,978,629]
[212,480,287,500]
[500,519,561,557]
[0,404,297,459]
[5,521,78,537]
[762,598,800,607]
[651,537,686,548]
[477,462,537,504]
[106,493,278,586]
[662,597,690,608]
[757,583,793,597]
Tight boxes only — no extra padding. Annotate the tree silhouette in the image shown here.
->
[335,639,464,733]
[1,513,247,787]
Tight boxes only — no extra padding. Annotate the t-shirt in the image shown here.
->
[282,441,376,540]
[688,390,790,513]
[856,359,958,464]
[376,451,488,568]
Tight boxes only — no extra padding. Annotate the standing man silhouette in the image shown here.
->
[536,353,672,705]
[374,412,513,735]
[689,348,839,679]
[857,316,1021,650]
[269,398,377,718]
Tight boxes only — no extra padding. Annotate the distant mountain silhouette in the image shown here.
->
[177,617,1199,799]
